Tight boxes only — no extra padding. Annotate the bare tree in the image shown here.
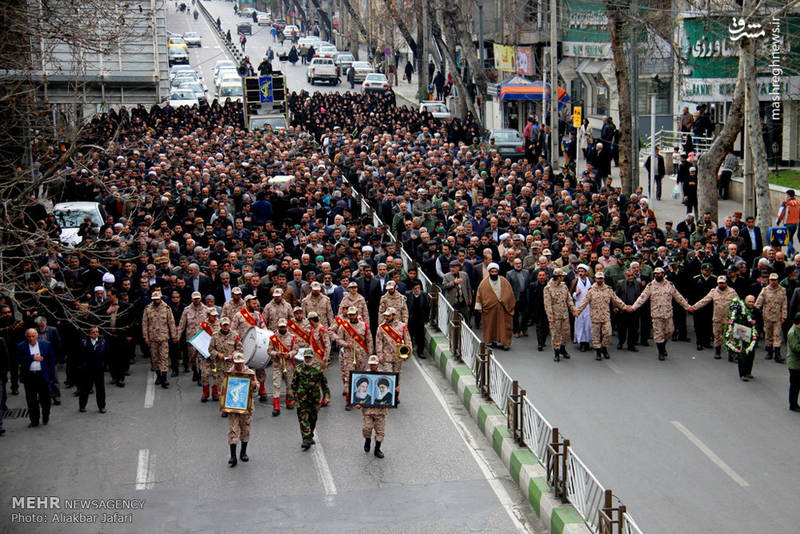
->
[607,0,633,195]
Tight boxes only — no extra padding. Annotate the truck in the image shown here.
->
[242,71,289,131]
[306,57,339,85]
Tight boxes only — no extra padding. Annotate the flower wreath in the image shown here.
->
[722,298,758,358]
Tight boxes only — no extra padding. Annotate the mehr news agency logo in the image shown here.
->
[9,496,145,525]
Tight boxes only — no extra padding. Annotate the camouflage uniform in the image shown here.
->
[224,366,258,445]
[632,280,691,343]
[375,320,412,374]
[338,292,369,320]
[362,405,388,441]
[331,319,372,393]
[142,301,177,372]
[263,299,292,331]
[693,287,739,347]
[301,294,334,328]
[268,331,298,401]
[198,320,221,388]
[543,280,576,350]
[178,303,211,368]
[575,284,626,349]
[230,307,268,393]
[756,284,787,349]
[221,297,244,320]
[208,328,241,377]
[289,317,312,350]
[379,292,408,323]
[308,325,331,367]
[291,362,331,444]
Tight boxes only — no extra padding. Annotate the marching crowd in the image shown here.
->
[3,87,800,463]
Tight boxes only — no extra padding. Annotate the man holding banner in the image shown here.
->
[332,306,372,410]
[267,319,297,417]
[192,309,221,402]
[178,292,211,383]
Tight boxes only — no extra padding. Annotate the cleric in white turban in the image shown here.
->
[474,262,516,350]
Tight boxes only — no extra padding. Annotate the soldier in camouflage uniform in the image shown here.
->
[755,273,787,362]
[221,286,244,319]
[178,291,211,383]
[356,354,391,459]
[267,318,297,416]
[223,352,258,467]
[301,282,334,328]
[197,309,221,402]
[288,306,311,351]
[375,307,412,377]
[543,268,576,362]
[378,280,408,323]
[291,349,331,450]
[574,272,626,361]
[208,316,241,402]
[630,267,692,361]
[331,306,372,410]
[263,287,292,331]
[142,290,178,388]
[338,281,369,320]
[692,276,739,359]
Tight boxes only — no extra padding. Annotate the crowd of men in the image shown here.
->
[3,86,800,446]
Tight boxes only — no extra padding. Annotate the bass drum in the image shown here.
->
[241,327,273,370]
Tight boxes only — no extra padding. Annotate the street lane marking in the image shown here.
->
[412,357,532,533]
[605,360,623,374]
[144,372,155,408]
[311,432,337,505]
[135,449,154,490]
[671,421,749,487]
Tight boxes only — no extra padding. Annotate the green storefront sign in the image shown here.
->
[563,0,609,43]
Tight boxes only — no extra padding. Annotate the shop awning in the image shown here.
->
[498,76,570,109]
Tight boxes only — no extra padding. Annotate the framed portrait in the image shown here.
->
[732,324,752,342]
[349,371,399,408]
[220,373,253,414]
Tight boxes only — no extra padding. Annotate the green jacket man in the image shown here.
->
[291,351,331,449]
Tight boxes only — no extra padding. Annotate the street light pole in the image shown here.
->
[650,91,656,200]
[478,1,485,123]
[549,0,557,165]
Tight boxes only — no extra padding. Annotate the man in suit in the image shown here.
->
[17,328,56,427]
[442,260,471,324]
[356,264,383,341]
[405,280,429,358]
[214,272,236,305]
[741,216,764,265]
[77,326,108,413]
[676,214,696,240]
[185,263,211,296]
[33,316,62,405]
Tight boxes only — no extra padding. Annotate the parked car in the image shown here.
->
[486,128,526,159]
[256,12,271,25]
[167,89,199,108]
[168,36,188,53]
[182,32,201,47]
[217,81,243,102]
[237,22,252,35]
[53,202,106,247]
[213,59,237,77]
[215,70,240,91]
[351,61,373,83]
[316,45,338,59]
[169,64,195,81]
[334,52,355,72]
[171,70,200,88]
[177,80,208,105]
[168,47,189,66]
[419,100,452,120]
[361,72,389,93]
[238,7,256,18]
[282,24,299,40]
[306,57,338,85]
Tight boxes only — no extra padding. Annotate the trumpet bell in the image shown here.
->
[398,344,411,360]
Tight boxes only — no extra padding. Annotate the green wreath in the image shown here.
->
[722,298,758,359]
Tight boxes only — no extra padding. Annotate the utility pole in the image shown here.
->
[630,0,640,190]
[478,0,485,124]
[549,0,557,165]
[650,90,656,200]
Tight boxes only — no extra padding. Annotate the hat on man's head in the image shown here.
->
[232,286,242,294]
[151,290,162,299]
[191,291,202,299]
[220,317,231,326]
[717,275,728,283]
[272,288,283,296]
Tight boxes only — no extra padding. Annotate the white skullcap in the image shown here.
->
[102,273,116,283]
[93,286,105,293]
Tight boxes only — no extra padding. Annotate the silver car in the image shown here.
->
[486,129,526,160]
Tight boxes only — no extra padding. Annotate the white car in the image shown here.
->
[282,24,300,39]
[351,61,373,83]
[171,71,200,88]
[215,69,240,90]
[306,57,338,85]
[213,59,237,77]
[182,32,201,47]
[361,73,389,92]
[239,7,256,17]
[419,100,452,120]
[53,202,106,247]
[317,45,338,59]
[169,64,195,81]
[168,89,199,108]
[217,81,243,102]
[177,80,208,104]
[256,12,271,25]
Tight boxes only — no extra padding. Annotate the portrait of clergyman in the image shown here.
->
[349,371,399,408]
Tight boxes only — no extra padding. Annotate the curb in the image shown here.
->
[424,327,591,534]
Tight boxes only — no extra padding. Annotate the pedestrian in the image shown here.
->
[226,29,232,43]
[239,33,247,52]
[427,59,435,83]
[0,336,7,434]
[442,259,471,326]
[142,290,178,389]
[346,64,356,89]
[529,270,550,351]
[543,268,576,361]
[629,267,693,360]
[258,57,273,75]
[291,349,330,450]
[16,328,56,427]
[356,354,392,458]
[433,71,445,100]
[199,309,222,401]
[644,148,665,201]
[755,273,787,362]
[691,263,717,351]
[33,316,62,405]
[474,263,516,350]
[268,318,298,416]
[270,26,277,42]
[777,189,800,249]
[405,280,429,358]
[332,307,371,410]
[505,258,530,337]
[76,326,107,413]
[404,60,413,83]
[572,264,593,351]
[614,269,642,351]
[786,313,800,412]
[692,275,739,360]
[223,352,258,467]
[231,295,269,401]
[378,280,407,323]
[574,272,627,360]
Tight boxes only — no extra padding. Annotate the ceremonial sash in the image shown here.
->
[199,321,214,335]
[270,334,292,353]
[240,308,257,327]
[380,322,404,344]
[309,328,325,358]
[287,319,310,344]
[335,316,369,353]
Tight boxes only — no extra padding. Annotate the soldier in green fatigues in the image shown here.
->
[291,350,331,450]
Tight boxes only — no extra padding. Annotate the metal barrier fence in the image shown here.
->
[336,173,643,533]
[196,0,245,64]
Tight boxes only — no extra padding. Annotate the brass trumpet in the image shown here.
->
[398,344,411,360]
[352,346,357,365]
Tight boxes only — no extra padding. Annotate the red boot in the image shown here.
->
[272,397,280,416]
[285,393,295,409]
[201,385,209,403]
[211,385,220,401]
[345,391,352,411]
[259,382,267,403]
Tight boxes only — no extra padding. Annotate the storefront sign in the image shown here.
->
[516,47,533,76]
[493,44,515,72]
[680,76,799,102]
[573,106,582,127]
[562,41,612,58]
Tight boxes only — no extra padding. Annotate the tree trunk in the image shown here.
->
[416,0,426,99]
[607,1,632,195]
[444,0,488,123]
[697,50,745,222]
[742,42,772,229]
[340,0,371,49]
[307,0,333,41]
[382,0,417,56]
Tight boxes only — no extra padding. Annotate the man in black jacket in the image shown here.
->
[77,327,107,413]
[528,270,550,351]
[615,269,642,351]
[405,281,429,358]
[356,265,382,341]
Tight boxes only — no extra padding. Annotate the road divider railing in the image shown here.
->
[338,169,645,533]
[196,0,244,64]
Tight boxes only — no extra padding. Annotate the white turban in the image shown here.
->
[577,264,590,272]
[488,263,500,271]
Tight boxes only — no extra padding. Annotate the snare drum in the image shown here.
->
[241,327,273,370]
